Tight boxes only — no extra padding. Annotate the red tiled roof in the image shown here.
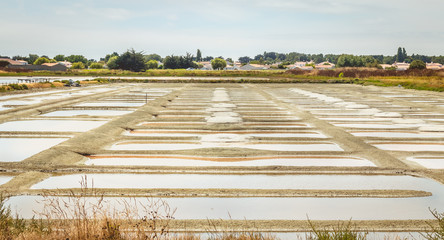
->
[42,63,60,67]
[0,58,21,65]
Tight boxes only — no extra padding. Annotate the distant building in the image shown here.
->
[224,65,240,70]
[239,64,270,70]
[294,61,309,67]
[200,63,213,71]
[426,62,443,70]
[7,62,68,72]
[295,66,314,70]
[288,61,315,70]
[393,62,410,71]
[16,60,28,65]
[0,58,25,66]
[42,63,69,71]
[380,64,394,70]
[58,61,72,68]
[315,61,335,70]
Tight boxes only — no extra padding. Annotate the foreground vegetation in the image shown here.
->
[0,82,65,93]
[0,179,443,240]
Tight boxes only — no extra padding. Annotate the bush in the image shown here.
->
[116,49,146,72]
[71,62,85,69]
[8,83,28,90]
[307,218,368,240]
[422,208,444,240]
[33,57,50,65]
[106,56,119,69]
[89,62,104,69]
[409,60,426,70]
[211,58,227,70]
[146,60,159,69]
[0,193,46,238]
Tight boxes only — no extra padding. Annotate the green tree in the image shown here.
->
[104,52,119,63]
[211,58,227,70]
[115,49,146,72]
[89,62,104,69]
[28,54,39,64]
[106,56,119,69]
[54,55,65,61]
[71,62,85,69]
[312,54,324,64]
[238,56,251,64]
[144,54,162,62]
[66,55,88,64]
[12,55,29,62]
[365,60,382,69]
[431,56,444,64]
[336,54,368,67]
[146,60,158,69]
[396,47,407,62]
[196,49,202,62]
[383,56,395,64]
[409,60,426,70]
[336,55,353,67]
[33,57,50,65]
[163,53,197,69]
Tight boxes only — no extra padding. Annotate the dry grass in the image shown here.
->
[306,218,368,240]
[0,177,442,239]
[26,82,64,88]
[0,177,278,240]
[421,208,444,240]
[0,82,65,93]
[33,176,176,240]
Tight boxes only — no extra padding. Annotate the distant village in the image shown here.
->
[1,56,444,72]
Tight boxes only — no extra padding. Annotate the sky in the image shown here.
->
[1,0,443,61]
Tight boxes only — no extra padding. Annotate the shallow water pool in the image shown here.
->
[31,174,424,190]
[75,102,145,107]
[373,143,444,152]
[7,194,444,220]
[109,142,344,152]
[0,120,107,132]
[41,110,133,117]
[407,157,444,169]
[0,138,68,162]
[84,155,375,167]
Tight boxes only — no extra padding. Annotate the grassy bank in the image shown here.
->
[0,69,290,78]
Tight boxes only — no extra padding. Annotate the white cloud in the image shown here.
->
[1,0,444,59]
[54,3,133,21]
[255,0,360,14]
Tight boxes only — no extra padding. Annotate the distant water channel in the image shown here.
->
[0,76,95,84]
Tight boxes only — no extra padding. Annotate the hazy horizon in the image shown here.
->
[1,0,443,60]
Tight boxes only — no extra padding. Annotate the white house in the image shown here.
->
[58,61,72,68]
[239,64,270,70]
[393,62,410,71]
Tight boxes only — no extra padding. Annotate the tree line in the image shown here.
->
[238,48,444,67]
[2,47,444,72]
